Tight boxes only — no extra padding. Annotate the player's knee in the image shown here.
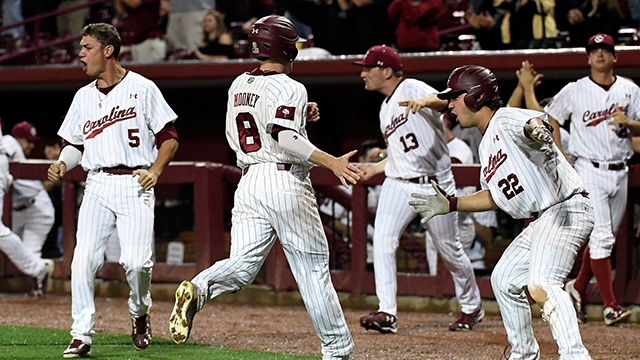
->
[527,284,548,304]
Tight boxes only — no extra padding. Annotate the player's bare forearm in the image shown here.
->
[457,190,499,212]
[309,149,360,188]
[135,139,178,190]
[357,157,386,181]
[399,94,448,117]
[546,116,567,151]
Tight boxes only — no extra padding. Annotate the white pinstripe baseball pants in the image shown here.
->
[70,172,155,343]
[373,176,481,315]
[491,194,594,360]
[574,157,627,260]
[191,163,354,360]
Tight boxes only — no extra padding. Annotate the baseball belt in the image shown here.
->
[591,161,626,171]
[96,165,146,175]
[242,163,292,176]
[531,191,589,218]
[405,175,437,184]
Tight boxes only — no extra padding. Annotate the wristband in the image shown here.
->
[448,196,458,212]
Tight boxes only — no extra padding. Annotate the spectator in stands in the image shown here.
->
[387,0,443,52]
[115,0,167,62]
[466,0,558,49]
[216,0,278,39]
[1,0,25,39]
[567,0,622,47]
[193,9,235,60]
[165,0,216,52]
[56,0,90,52]
[276,0,354,56]
[350,0,395,54]
[21,0,58,38]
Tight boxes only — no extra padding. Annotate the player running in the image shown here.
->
[169,15,356,360]
[403,65,594,359]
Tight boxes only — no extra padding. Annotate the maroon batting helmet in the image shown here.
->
[249,15,305,64]
[437,65,500,111]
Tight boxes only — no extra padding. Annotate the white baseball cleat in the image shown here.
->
[169,280,198,344]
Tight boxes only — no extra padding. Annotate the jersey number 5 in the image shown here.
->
[236,112,262,153]
[497,173,524,199]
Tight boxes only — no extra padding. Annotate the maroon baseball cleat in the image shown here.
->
[449,307,484,331]
[360,311,397,334]
[62,339,91,358]
[131,313,152,350]
[603,304,631,326]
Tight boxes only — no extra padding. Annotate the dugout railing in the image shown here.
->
[1,161,639,305]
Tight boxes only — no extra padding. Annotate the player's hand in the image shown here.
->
[356,163,376,181]
[516,61,542,88]
[47,162,67,181]
[524,117,553,144]
[306,102,320,122]
[332,150,360,188]
[133,169,158,191]
[409,181,451,224]
[399,98,428,117]
[609,105,630,126]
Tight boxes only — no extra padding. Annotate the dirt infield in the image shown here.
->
[1,292,639,359]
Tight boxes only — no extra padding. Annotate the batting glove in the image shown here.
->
[409,180,457,224]
[524,117,553,144]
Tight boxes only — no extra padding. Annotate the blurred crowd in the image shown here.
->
[1,0,640,64]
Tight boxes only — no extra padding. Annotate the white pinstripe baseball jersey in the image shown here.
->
[544,76,640,162]
[59,70,178,170]
[479,107,586,219]
[226,71,311,169]
[380,79,450,179]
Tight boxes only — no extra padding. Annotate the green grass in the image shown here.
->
[0,325,318,359]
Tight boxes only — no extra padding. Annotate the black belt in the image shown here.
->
[13,197,35,211]
[96,166,145,175]
[242,163,292,176]
[406,175,437,184]
[591,161,626,171]
[531,191,589,218]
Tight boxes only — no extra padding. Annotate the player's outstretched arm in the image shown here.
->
[309,149,361,188]
[399,94,448,117]
[409,181,497,223]
[134,138,179,191]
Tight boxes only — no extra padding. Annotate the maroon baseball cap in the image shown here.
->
[586,33,615,54]
[11,121,42,141]
[352,45,402,71]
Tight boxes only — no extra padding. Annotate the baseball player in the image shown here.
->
[404,65,594,359]
[4,122,55,258]
[352,45,483,334]
[0,120,54,298]
[544,33,640,325]
[47,23,179,358]
[168,15,356,360]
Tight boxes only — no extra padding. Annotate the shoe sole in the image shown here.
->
[62,351,92,359]
[604,309,631,326]
[169,281,196,344]
[449,308,485,331]
[565,281,587,324]
[360,320,397,334]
